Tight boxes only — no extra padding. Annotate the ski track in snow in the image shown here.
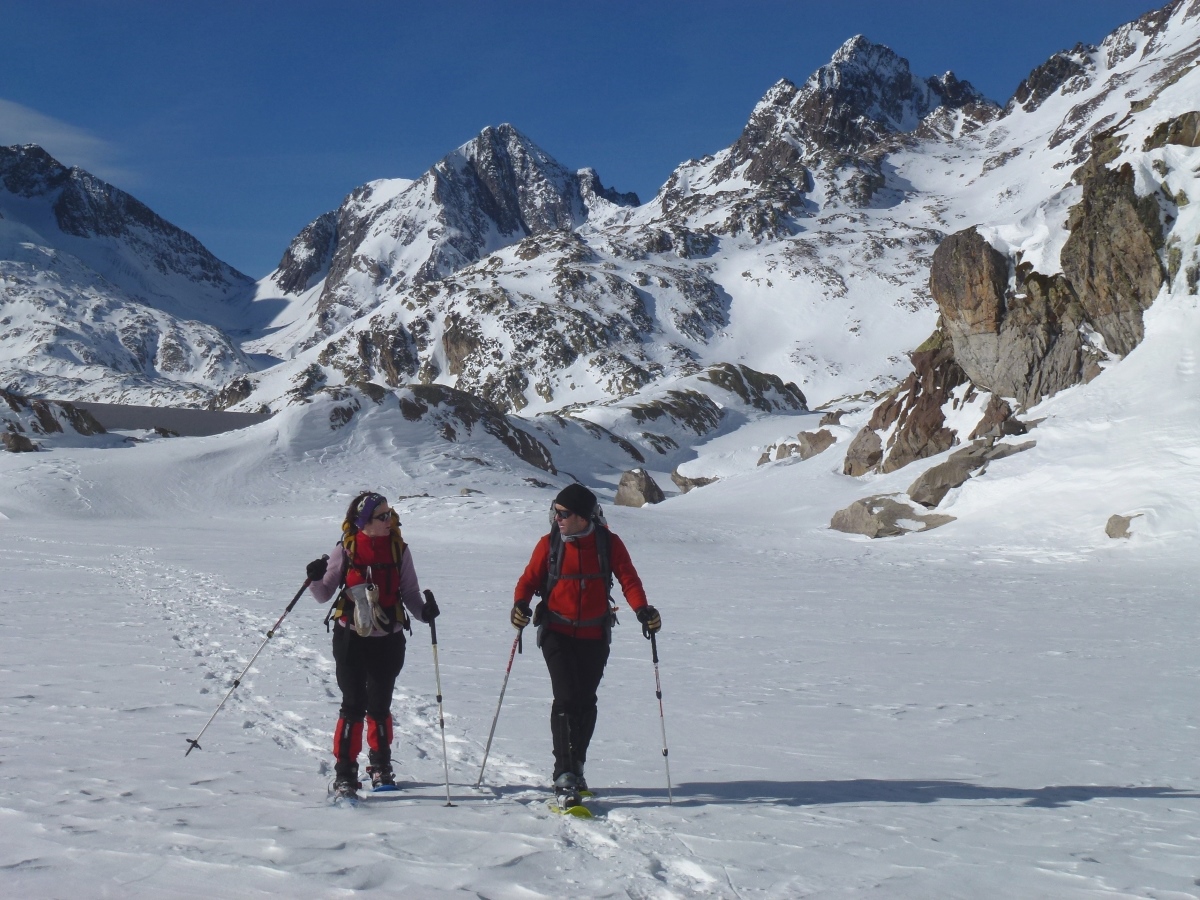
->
[0,528,751,899]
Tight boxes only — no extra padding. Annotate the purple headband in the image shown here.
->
[354,493,388,530]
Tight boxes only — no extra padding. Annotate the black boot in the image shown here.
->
[366,750,396,789]
[332,761,360,800]
[550,709,575,782]
[572,706,597,792]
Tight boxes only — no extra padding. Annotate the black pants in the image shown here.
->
[541,628,609,779]
[331,627,406,777]
[333,625,406,720]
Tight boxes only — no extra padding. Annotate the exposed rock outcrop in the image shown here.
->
[671,468,718,494]
[829,494,956,538]
[842,426,884,476]
[2,432,38,452]
[930,162,1164,407]
[1105,513,1143,539]
[1,387,105,438]
[615,469,665,507]
[1143,111,1200,150]
[1059,162,1166,357]
[906,438,1036,508]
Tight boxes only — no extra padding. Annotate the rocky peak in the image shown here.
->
[0,144,252,331]
[802,36,989,145]
[273,210,338,294]
[1009,46,1095,113]
[1103,0,1198,66]
[704,37,993,207]
[0,143,70,196]
[434,123,636,239]
[275,124,637,350]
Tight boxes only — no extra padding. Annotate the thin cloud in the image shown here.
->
[0,98,137,186]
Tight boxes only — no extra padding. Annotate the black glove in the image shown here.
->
[421,592,440,623]
[306,557,328,581]
[636,604,661,635]
[511,601,532,629]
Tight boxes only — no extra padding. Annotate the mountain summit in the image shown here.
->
[260,124,637,356]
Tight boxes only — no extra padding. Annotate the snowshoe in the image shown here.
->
[330,777,361,805]
[552,772,592,817]
[367,763,398,792]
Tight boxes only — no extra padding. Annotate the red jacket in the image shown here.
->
[514,527,648,640]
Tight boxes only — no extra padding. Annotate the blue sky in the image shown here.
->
[0,0,1160,278]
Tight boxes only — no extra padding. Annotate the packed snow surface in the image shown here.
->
[1,288,1198,898]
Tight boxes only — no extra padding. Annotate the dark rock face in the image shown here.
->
[0,144,252,294]
[1,387,105,439]
[275,211,338,293]
[1143,111,1200,150]
[1060,163,1166,357]
[660,35,997,222]
[930,231,1095,406]
[867,345,968,473]
[698,363,808,412]
[310,124,638,343]
[1011,46,1094,113]
[397,383,557,474]
[928,162,1163,408]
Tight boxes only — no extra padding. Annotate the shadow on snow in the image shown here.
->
[492,780,1200,811]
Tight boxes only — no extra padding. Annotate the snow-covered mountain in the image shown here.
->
[0,145,262,404]
[829,0,1200,517]
[232,35,998,420]
[3,0,1198,510]
[250,124,639,360]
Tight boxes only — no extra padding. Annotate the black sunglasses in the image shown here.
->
[372,510,393,522]
[552,507,574,520]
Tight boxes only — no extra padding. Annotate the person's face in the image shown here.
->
[362,505,393,537]
[553,505,587,536]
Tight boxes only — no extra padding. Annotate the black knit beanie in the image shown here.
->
[554,483,597,519]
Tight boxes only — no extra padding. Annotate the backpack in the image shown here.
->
[324,527,411,634]
[536,503,618,643]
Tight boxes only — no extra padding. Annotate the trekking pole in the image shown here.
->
[185,563,322,756]
[645,629,673,804]
[425,589,454,807]
[475,628,523,787]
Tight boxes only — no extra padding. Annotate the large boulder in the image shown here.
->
[615,468,665,507]
[830,494,956,538]
[1105,513,1143,539]
[842,426,883,476]
[1,432,39,452]
[796,429,836,460]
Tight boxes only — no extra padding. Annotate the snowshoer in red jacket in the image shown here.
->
[512,483,661,807]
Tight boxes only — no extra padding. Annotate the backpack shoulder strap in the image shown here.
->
[541,528,564,599]
[595,524,613,596]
